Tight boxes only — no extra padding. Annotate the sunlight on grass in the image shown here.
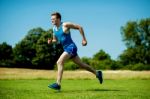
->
[0,68,150,99]
[0,79,150,99]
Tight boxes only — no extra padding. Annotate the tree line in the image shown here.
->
[0,18,150,70]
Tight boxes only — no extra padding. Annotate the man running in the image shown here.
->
[48,12,103,90]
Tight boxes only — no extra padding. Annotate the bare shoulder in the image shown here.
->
[63,22,80,29]
[62,22,72,33]
[63,22,73,27]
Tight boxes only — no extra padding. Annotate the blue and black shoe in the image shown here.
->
[48,83,61,90]
[96,70,103,84]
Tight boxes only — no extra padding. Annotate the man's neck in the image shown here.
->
[56,22,61,28]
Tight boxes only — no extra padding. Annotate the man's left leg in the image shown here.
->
[72,55,96,75]
[72,55,103,84]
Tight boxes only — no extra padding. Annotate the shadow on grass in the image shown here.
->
[86,88,123,91]
[53,88,125,93]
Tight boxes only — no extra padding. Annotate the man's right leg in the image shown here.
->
[48,52,70,90]
[56,52,71,85]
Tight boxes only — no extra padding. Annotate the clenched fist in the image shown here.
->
[82,39,87,46]
[48,38,52,44]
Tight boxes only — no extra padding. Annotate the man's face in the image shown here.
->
[51,15,60,25]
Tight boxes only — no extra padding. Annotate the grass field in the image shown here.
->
[0,68,150,99]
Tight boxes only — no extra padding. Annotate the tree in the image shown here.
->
[0,42,13,60]
[32,29,63,69]
[13,27,63,69]
[0,42,13,66]
[93,49,111,61]
[91,49,113,69]
[13,27,46,67]
[120,18,150,65]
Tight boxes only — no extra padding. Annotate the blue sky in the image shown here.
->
[0,0,150,59]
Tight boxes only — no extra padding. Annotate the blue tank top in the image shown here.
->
[53,22,75,49]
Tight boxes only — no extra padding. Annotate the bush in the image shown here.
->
[0,60,14,67]
[90,59,119,70]
[122,63,150,70]
[131,63,150,70]
[89,59,101,69]
[110,60,122,70]
[81,57,91,65]
[64,61,79,70]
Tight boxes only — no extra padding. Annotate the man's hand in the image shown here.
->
[82,39,87,46]
[48,38,52,44]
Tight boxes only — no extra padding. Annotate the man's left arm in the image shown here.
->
[64,22,87,46]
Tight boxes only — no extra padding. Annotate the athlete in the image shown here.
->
[48,12,103,90]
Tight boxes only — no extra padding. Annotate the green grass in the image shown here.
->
[0,68,150,99]
[0,79,150,99]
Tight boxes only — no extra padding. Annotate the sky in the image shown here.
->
[0,0,150,59]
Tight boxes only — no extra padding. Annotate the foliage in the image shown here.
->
[91,49,120,70]
[64,60,79,70]
[81,57,91,65]
[120,18,150,65]
[12,27,63,69]
[0,42,13,60]
[32,29,63,69]
[93,49,111,60]
[0,42,14,67]
[13,28,43,67]
[123,63,150,70]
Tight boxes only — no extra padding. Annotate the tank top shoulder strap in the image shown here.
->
[53,22,63,32]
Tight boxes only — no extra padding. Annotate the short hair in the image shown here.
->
[51,12,61,20]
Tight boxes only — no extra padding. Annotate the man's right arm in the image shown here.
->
[48,35,57,44]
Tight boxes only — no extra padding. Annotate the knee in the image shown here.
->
[57,60,64,66]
